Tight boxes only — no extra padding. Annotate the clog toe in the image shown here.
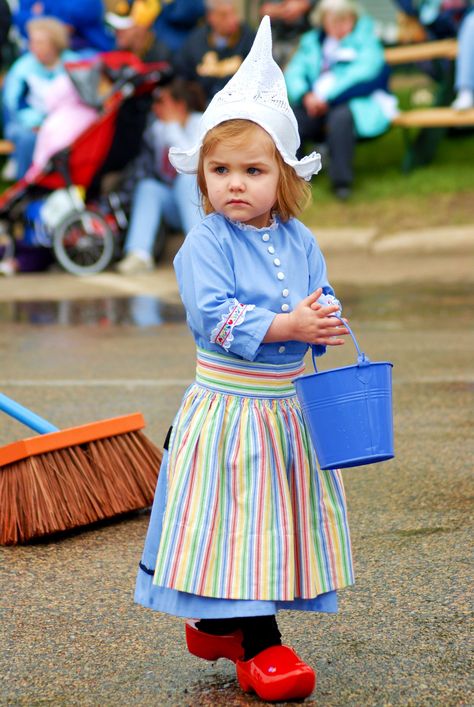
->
[236,645,315,702]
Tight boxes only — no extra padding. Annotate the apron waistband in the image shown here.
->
[195,348,305,398]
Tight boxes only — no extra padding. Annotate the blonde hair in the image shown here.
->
[26,17,70,53]
[311,0,360,26]
[197,120,311,222]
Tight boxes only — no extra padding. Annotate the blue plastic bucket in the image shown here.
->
[293,317,394,470]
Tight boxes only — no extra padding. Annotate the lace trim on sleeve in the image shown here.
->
[210,300,256,351]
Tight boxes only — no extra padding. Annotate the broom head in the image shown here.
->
[0,413,162,545]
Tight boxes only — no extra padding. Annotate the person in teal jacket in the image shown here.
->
[284,0,397,199]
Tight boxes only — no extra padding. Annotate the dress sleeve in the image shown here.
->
[174,226,276,361]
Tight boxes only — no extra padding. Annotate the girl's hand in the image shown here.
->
[289,289,348,346]
[263,288,348,345]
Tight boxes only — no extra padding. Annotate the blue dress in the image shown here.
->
[135,214,354,618]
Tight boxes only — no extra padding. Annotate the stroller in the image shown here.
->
[0,52,172,276]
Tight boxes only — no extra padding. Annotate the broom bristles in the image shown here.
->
[0,429,162,545]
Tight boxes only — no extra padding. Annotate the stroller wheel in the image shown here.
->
[53,210,115,276]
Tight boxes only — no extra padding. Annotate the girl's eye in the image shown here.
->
[215,166,227,174]
[247,167,260,175]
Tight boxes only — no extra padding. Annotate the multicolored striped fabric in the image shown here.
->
[196,347,306,397]
[153,348,354,601]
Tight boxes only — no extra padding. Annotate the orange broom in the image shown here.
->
[0,393,162,545]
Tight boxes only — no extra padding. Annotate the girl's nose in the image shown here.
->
[229,173,245,191]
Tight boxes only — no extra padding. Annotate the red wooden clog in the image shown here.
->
[236,645,316,702]
[185,621,244,662]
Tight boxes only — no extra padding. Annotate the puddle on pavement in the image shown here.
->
[0,283,471,328]
[339,283,473,329]
[0,296,186,327]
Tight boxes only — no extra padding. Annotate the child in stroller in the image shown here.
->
[0,51,173,276]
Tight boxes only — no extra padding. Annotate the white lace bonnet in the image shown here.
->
[168,15,321,181]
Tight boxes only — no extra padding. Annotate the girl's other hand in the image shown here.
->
[263,289,348,345]
[290,288,348,346]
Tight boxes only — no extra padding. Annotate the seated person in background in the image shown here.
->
[116,78,205,275]
[24,72,99,180]
[173,0,254,104]
[105,1,171,63]
[394,1,473,107]
[2,17,79,179]
[284,0,398,200]
[152,0,205,52]
[88,3,172,194]
[13,0,115,53]
[451,8,474,109]
[393,0,471,40]
[107,0,205,52]
[259,0,318,67]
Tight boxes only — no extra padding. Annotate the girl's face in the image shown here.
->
[203,129,280,229]
[29,30,60,66]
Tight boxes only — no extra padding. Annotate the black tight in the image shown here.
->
[196,615,282,660]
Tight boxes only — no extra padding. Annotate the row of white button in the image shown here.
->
[262,233,289,352]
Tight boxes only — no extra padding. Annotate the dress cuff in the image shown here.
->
[210,300,256,352]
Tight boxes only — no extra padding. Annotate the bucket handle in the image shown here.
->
[311,315,371,372]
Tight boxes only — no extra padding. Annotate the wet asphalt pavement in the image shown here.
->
[0,246,473,706]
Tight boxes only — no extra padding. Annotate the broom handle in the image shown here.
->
[0,393,59,434]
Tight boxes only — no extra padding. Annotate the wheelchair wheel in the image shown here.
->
[53,210,115,276]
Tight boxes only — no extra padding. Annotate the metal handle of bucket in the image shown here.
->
[311,315,371,372]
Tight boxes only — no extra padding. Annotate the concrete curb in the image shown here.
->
[312,224,474,253]
[312,227,378,252]
[0,226,472,301]
[372,224,474,253]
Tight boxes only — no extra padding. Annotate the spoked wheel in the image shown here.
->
[53,210,115,276]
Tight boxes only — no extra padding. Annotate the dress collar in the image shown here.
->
[225,215,279,232]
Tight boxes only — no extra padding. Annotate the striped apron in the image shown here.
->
[153,348,354,602]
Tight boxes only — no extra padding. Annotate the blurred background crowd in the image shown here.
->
[0,0,472,276]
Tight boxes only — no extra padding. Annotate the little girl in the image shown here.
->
[135,16,354,703]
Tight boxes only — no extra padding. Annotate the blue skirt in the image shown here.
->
[134,449,338,618]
